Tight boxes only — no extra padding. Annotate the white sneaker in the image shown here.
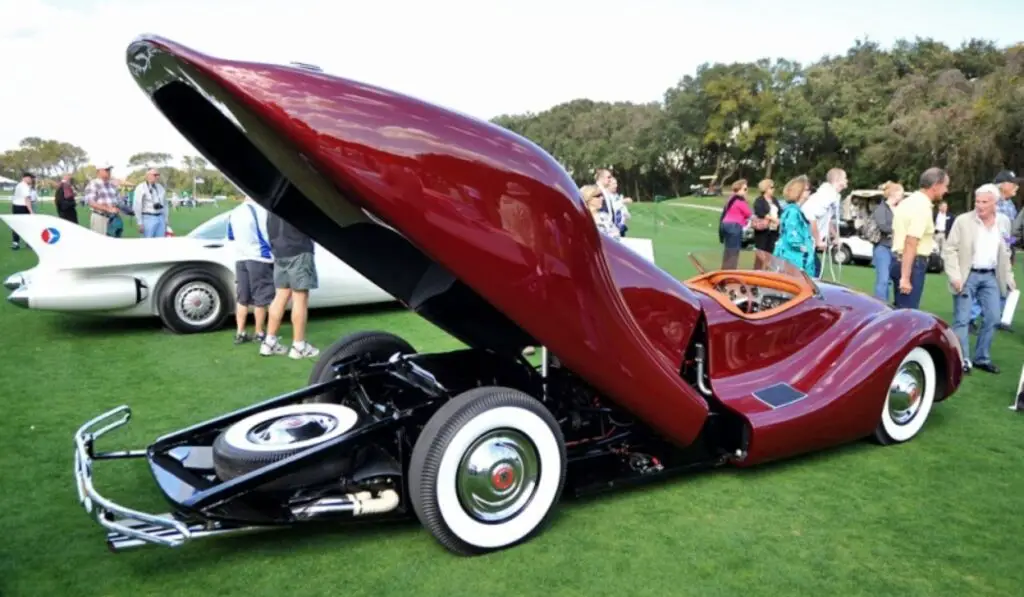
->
[289,342,320,360]
[260,339,288,356]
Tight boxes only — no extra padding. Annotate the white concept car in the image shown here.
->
[1,212,395,333]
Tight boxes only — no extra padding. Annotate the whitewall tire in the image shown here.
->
[212,403,360,490]
[874,347,936,445]
[409,386,566,556]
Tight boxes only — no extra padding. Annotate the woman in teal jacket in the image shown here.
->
[772,175,815,277]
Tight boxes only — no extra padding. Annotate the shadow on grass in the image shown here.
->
[121,515,426,576]
[43,301,408,339]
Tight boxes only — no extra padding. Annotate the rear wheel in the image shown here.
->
[157,268,231,334]
[874,347,936,445]
[409,386,566,556]
[832,244,853,265]
[305,331,416,403]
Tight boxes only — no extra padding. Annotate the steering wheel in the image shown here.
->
[716,277,755,313]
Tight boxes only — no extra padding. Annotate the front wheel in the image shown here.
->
[409,386,567,556]
[874,347,937,445]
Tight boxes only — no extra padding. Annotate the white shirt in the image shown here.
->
[599,187,631,227]
[132,181,167,216]
[12,181,36,207]
[227,199,273,262]
[972,217,1002,270]
[800,182,841,243]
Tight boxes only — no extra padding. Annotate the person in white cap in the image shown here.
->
[83,162,121,236]
[132,169,169,237]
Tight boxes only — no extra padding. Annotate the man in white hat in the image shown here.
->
[132,169,169,237]
[83,162,121,235]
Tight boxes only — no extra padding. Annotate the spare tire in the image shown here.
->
[212,403,361,491]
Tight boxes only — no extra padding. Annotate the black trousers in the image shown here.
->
[10,204,29,244]
[57,208,79,225]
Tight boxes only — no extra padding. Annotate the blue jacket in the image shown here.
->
[773,203,816,277]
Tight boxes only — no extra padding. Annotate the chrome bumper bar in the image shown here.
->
[74,406,209,551]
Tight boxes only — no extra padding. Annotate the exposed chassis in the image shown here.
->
[74,346,736,553]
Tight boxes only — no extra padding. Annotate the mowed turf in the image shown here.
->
[1,198,1023,597]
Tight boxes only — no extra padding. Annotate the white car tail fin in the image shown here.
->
[1,213,112,263]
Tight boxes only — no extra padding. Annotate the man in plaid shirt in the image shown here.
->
[83,163,121,236]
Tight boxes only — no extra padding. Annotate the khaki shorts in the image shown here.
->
[273,252,318,291]
[89,212,108,235]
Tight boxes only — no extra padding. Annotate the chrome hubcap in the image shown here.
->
[456,429,539,523]
[174,281,220,326]
[247,414,338,445]
[888,361,926,424]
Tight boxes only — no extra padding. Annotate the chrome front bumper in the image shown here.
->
[74,406,249,551]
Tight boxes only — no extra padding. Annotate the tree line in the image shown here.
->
[0,143,239,197]
[492,37,1024,210]
[3,36,1020,210]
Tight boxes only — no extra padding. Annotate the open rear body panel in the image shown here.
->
[125,36,711,447]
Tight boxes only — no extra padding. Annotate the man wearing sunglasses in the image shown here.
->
[132,169,169,238]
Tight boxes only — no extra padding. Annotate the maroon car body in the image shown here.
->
[67,35,963,558]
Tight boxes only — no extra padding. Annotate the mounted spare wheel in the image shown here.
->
[157,267,231,334]
[212,403,360,491]
[304,331,417,404]
[409,386,567,556]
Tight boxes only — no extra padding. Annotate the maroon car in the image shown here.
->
[71,36,963,557]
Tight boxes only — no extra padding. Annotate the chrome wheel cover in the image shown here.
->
[247,414,339,446]
[456,429,539,523]
[888,361,926,425]
[173,281,220,327]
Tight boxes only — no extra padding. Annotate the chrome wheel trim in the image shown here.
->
[247,414,339,446]
[222,403,360,453]
[456,429,540,523]
[173,281,221,327]
[888,361,926,425]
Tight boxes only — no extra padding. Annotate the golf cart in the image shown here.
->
[831,189,943,273]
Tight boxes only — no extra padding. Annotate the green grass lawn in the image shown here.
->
[1,198,1023,597]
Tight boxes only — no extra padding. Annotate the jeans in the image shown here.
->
[970,292,1007,323]
[720,222,743,249]
[953,271,1000,365]
[720,222,743,270]
[872,244,893,301]
[890,255,928,309]
[141,214,167,238]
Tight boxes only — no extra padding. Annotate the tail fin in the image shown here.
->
[0,213,112,265]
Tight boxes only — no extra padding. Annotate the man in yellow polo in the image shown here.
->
[890,167,950,309]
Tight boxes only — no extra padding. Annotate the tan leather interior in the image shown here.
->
[684,271,815,320]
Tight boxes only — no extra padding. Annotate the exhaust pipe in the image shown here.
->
[293,489,400,519]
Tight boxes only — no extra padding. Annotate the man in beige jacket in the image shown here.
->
[943,183,1016,375]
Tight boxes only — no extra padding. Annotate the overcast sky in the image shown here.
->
[1,0,1021,173]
